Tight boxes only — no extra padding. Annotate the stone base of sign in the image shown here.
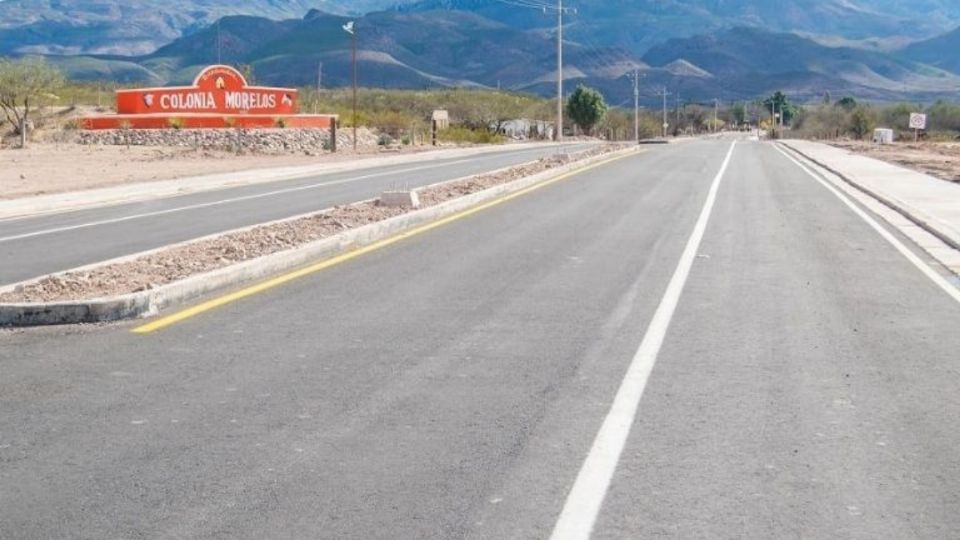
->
[80,113,336,131]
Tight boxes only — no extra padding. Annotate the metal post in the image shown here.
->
[556,0,564,143]
[352,29,358,152]
[330,118,337,153]
[662,89,668,138]
[633,70,640,142]
[714,99,719,133]
[770,102,776,138]
[675,92,681,136]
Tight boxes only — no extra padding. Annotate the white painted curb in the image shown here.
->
[0,146,639,326]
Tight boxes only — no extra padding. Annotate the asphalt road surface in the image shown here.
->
[2,138,960,539]
[0,143,594,285]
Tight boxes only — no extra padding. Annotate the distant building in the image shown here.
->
[499,118,554,140]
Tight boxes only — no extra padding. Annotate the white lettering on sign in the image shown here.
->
[159,92,217,111]
[224,92,278,110]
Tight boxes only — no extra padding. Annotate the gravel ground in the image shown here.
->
[1,145,624,303]
[830,140,960,183]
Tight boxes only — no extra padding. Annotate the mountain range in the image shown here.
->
[1,0,959,104]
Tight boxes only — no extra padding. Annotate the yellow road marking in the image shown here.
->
[132,150,639,334]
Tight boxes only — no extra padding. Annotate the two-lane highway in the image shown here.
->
[0,143,594,285]
[2,138,960,539]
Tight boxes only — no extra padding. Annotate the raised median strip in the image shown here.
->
[0,144,638,327]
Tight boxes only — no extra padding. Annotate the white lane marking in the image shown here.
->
[774,144,960,305]
[0,146,575,243]
[550,141,737,540]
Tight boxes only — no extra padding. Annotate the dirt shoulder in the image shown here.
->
[829,140,960,184]
[0,142,471,201]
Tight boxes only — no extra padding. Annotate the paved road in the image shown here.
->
[0,143,594,285]
[2,138,960,538]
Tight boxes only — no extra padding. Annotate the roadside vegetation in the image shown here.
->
[0,58,65,148]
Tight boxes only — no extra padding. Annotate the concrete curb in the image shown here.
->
[779,141,960,252]
[0,141,571,220]
[0,146,639,326]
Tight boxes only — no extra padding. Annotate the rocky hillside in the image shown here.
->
[642,27,960,101]
[402,0,960,53]
[0,0,400,55]
[900,26,960,75]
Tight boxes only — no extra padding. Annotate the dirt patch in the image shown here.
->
[830,140,960,183]
[1,145,625,304]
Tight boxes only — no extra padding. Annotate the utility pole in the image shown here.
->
[770,101,776,139]
[675,92,681,136]
[317,62,323,94]
[655,87,672,138]
[315,61,323,114]
[629,70,641,142]
[503,0,572,143]
[343,21,358,152]
[714,99,719,133]
[556,0,564,143]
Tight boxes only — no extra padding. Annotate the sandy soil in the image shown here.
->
[0,142,458,200]
[0,145,623,303]
[830,141,960,183]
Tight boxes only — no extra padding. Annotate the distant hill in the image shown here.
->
[37,10,960,107]
[900,26,960,75]
[401,0,960,54]
[5,0,960,58]
[642,27,960,102]
[50,9,637,91]
[0,0,406,56]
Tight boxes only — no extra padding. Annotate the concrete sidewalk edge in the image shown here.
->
[0,146,639,327]
[779,141,960,252]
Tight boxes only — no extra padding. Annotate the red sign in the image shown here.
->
[116,65,298,115]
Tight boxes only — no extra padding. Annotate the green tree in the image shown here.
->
[566,85,608,135]
[762,91,799,125]
[836,96,858,111]
[849,106,875,140]
[0,58,64,148]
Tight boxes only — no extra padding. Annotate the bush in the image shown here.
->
[438,126,506,145]
[848,107,876,140]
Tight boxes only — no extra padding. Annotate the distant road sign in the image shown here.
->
[909,113,927,130]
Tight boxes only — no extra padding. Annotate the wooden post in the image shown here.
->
[330,118,338,153]
[432,119,438,146]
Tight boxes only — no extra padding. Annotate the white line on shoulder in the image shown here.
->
[774,144,960,305]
